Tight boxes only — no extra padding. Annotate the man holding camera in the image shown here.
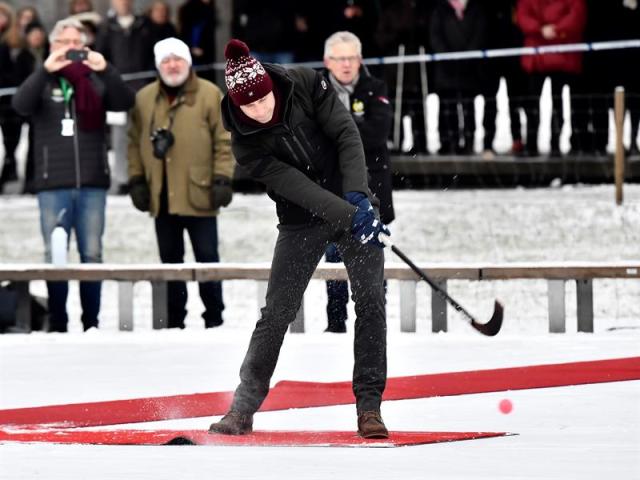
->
[127,37,234,329]
[11,18,135,332]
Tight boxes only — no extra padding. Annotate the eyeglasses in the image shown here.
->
[328,55,360,64]
[54,38,84,47]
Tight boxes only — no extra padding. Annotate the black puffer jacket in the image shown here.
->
[12,65,135,192]
[222,64,372,227]
[323,67,395,224]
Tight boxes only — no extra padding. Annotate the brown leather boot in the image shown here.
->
[357,411,389,439]
[208,411,253,435]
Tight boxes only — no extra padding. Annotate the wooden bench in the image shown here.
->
[1,262,638,333]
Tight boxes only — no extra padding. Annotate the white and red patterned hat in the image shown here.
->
[224,39,273,106]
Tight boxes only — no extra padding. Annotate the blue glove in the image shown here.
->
[344,192,391,248]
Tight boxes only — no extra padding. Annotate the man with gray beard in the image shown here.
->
[127,37,234,329]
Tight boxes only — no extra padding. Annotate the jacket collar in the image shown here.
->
[153,70,199,107]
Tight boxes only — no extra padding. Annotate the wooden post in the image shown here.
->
[118,281,134,331]
[151,281,168,329]
[614,87,625,205]
[548,280,566,333]
[431,279,448,333]
[576,279,594,333]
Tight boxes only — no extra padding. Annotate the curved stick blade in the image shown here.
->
[471,300,503,336]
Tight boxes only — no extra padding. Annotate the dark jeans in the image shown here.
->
[325,243,349,328]
[38,188,106,331]
[154,213,224,328]
[438,89,477,154]
[230,221,387,415]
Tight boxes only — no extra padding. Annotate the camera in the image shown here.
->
[65,49,88,62]
[150,128,175,160]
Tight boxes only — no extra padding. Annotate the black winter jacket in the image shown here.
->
[95,16,153,90]
[429,0,488,93]
[222,64,371,227]
[323,67,395,224]
[12,65,135,192]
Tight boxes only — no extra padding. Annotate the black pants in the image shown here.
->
[438,89,476,154]
[154,213,224,328]
[230,221,387,415]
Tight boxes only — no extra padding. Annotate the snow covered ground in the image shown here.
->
[1,186,639,479]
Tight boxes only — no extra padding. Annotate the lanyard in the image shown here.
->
[59,78,74,118]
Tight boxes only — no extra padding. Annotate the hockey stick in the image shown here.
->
[381,235,503,336]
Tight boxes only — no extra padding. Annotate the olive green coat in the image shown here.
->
[128,72,234,217]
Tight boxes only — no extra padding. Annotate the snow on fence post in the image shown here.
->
[399,280,417,332]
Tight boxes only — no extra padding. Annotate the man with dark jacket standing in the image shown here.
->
[127,37,234,329]
[322,31,394,333]
[430,0,488,154]
[12,18,135,332]
[208,39,390,439]
[95,0,153,193]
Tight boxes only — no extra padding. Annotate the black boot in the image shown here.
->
[209,411,253,435]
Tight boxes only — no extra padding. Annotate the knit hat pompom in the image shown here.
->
[224,39,250,61]
[224,38,273,106]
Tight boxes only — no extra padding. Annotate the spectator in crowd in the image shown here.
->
[5,5,40,50]
[232,0,299,64]
[11,18,135,332]
[178,0,216,80]
[127,37,234,329]
[581,0,639,156]
[0,2,19,191]
[306,1,382,59]
[13,21,48,194]
[69,0,95,15]
[209,39,389,439]
[516,0,587,157]
[430,0,488,155]
[95,0,153,194]
[322,31,394,333]
[69,0,102,48]
[481,0,528,158]
[377,0,435,153]
[147,0,177,46]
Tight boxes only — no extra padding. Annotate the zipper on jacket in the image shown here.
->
[282,126,316,174]
[281,136,306,170]
[71,100,82,188]
[297,128,316,156]
[42,146,49,180]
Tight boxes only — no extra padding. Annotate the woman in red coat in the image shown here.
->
[516,0,586,156]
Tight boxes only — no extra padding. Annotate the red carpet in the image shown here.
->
[1,357,638,429]
[0,428,507,447]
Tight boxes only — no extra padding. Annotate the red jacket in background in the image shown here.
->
[516,0,587,74]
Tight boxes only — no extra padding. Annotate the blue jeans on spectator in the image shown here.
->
[38,188,106,332]
[154,213,224,328]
